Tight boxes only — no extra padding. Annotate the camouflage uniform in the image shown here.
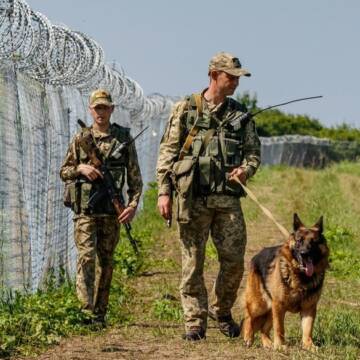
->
[60,125,142,317]
[157,88,261,332]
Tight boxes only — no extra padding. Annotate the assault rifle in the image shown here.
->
[229,95,323,130]
[77,119,148,255]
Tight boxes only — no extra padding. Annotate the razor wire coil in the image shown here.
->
[0,0,175,292]
[0,0,174,124]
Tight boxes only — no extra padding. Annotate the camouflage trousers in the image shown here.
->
[178,195,247,331]
[74,214,119,316]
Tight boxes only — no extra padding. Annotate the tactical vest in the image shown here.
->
[182,94,248,197]
[75,123,130,215]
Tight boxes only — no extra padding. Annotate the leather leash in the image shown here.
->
[232,176,290,239]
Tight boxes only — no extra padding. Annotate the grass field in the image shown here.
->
[1,163,360,359]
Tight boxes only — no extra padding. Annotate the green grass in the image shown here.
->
[0,282,92,357]
[0,182,165,358]
[261,164,360,280]
[205,240,218,260]
[325,227,360,279]
[115,182,166,277]
[241,162,360,358]
[315,308,360,347]
[1,167,360,358]
[152,298,183,322]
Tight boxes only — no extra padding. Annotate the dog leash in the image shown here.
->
[232,177,290,239]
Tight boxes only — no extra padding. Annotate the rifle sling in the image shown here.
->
[179,93,202,161]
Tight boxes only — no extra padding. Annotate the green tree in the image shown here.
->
[235,93,360,141]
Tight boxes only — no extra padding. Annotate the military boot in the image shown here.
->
[182,326,206,341]
[208,309,241,338]
[92,314,106,328]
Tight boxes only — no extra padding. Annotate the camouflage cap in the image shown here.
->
[89,89,113,107]
[208,52,251,77]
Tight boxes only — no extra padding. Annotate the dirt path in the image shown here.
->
[23,326,317,360]
[15,215,324,360]
[17,166,360,360]
[11,166,360,360]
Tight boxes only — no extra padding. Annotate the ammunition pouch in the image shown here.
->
[172,157,197,223]
[63,181,73,208]
[107,164,126,192]
[66,122,130,215]
[64,179,115,215]
[79,182,93,213]
[194,137,245,197]
[222,138,245,197]
[198,156,213,194]
[63,181,74,208]
[182,94,248,198]
[82,181,119,215]
[63,180,82,214]
[223,138,242,168]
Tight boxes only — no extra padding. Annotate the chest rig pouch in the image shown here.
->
[76,124,130,215]
[184,94,247,198]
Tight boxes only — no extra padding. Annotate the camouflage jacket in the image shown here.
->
[156,92,261,197]
[60,123,143,210]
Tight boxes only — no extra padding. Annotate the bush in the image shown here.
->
[236,93,360,142]
[0,283,90,357]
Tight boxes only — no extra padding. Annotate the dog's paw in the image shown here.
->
[274,342,288,351]
[302,341,318,352]
[243,338,253,348]
[261,336,273,349]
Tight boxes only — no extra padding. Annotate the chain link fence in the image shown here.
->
[1,0,356,292]
[0,0,173,291]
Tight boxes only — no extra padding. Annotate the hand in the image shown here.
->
[77,164,103,182]
[118,206,136,224]
[229,167,247,185]
[158,195,172,220]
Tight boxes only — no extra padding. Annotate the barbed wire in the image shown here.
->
[0,0,174,123]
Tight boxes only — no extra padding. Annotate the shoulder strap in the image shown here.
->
[76,127,103,167]
[111,123,131,143]
[179,93,203,160]
[193,93,202,117]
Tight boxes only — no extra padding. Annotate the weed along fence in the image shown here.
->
[0,1,357,293]
[0,0,173,291]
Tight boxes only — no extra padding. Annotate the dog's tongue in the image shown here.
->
[304,260,314,277]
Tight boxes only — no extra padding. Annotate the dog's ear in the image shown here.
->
[314,216,323,234]
[293,213,304,231]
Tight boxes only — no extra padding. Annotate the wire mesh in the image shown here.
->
[0,0,174,291]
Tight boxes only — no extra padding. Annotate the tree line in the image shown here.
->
[237,93,360,142]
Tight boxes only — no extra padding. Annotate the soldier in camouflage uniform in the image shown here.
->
[60,89,143,326]
[156,52,261,340]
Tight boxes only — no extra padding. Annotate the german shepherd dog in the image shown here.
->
[243,214,329,350]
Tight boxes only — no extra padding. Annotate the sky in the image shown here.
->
[26,0,360,127]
